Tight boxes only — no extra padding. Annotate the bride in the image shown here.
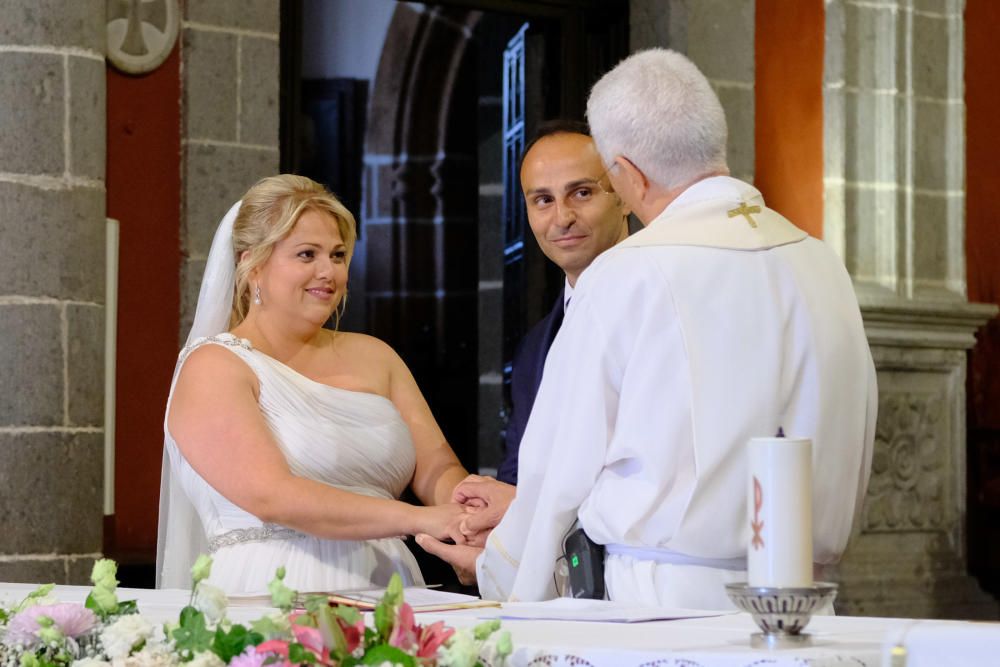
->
[156,175,468,594]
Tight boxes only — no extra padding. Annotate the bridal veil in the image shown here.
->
[155,200,242,588]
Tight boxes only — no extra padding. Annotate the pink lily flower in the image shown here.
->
[417,621,455,659]
[388,603,418,652]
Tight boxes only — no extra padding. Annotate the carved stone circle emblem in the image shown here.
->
[106,0,180,75]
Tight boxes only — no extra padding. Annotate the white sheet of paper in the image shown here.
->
[496,598,737,623]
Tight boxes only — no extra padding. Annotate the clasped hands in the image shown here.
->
[416,474,515,585]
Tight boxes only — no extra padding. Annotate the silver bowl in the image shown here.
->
[724,582,839,649]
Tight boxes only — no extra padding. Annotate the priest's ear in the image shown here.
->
[614,156,649,206]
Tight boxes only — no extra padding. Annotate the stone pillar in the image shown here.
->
[630,0,756,183]
[0,0,106,583]
[824,0,998,618]
[180,1,280,335]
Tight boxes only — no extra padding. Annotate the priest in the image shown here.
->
[419,48,877,610]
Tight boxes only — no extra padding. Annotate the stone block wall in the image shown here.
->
[0,0,106,583]
[180,2,280,337]
[823,0,998,618]
[630,0,756,183]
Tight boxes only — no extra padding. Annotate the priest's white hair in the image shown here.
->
[587,49,728,190]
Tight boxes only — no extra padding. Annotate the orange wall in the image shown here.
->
[966,0,1000,429]
[105,45,182,560]
[754,0,824,238]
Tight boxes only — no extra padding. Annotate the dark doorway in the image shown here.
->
[280,0,627,587]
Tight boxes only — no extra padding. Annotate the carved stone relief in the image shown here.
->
[864,391,946,532]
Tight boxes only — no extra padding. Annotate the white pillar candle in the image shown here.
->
[747,436,813,587]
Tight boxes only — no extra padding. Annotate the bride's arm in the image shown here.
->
[384,348,469,506]
[168,344,462,540]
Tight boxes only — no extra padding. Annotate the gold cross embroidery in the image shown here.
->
[727,202,762,229]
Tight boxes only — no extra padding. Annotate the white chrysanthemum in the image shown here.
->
[193,583,228,625]
[100,614,155,660]
[71,658,111,667]
[186,651,224,667]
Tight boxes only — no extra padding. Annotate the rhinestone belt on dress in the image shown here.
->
[207,524,304,553]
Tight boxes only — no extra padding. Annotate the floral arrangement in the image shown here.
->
[0,557,511,667]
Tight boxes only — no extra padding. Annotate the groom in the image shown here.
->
[420,49,876,609]
[498,120,632,485]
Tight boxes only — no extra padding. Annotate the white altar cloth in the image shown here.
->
[3,583,997,667]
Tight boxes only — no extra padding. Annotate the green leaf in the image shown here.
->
[84,592,104,619]
[385,573,403,601]
[473,619,500,641]
[373,573,405,642]
[212,624,264,663]
[360,645,417,666]
[287,642,317,665]
[17,584,55,612]
[171,606,215,658]
[373,601,392,643]
[117,599,139,616]
[249,616,288,640]
[267,567,297,612]
[302,595,330,615]
[316,605,348,656]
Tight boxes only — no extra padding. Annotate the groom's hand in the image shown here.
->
[416,533,481,585]
[451,476,515,541]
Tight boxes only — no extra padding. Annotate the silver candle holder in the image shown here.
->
[724,582,838,649]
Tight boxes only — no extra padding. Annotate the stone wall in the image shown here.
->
[180,1,280,337]
[630,0,756,183]
[0,0,106,583]
[823,0,998,618]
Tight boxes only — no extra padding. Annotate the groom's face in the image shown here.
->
[520,132,630,286]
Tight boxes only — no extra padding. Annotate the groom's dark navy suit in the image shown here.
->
[497,289,565,485]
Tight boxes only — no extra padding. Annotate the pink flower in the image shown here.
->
[328,614,365,655]
[228,646,269,667]
[417,621,455,660]
[388,603,418,652]
[290,624,332,664]
[6,603,98,646]
[255,639,292,665]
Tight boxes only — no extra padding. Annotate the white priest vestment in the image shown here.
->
[476,176,877,610]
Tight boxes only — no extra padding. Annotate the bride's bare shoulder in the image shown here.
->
[328,330,402,364]
[177,340,256,386]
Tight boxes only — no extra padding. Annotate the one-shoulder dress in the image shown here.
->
[163,334,424,594]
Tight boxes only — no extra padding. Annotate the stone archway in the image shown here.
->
[362,5,482,468]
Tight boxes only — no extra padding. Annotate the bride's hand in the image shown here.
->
[415,502,466,541]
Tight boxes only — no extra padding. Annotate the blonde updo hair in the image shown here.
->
[229,174,357,327]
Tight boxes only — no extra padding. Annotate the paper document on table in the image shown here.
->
[229,587,496,612]
[497,598,736,623]
[328,587,499,612]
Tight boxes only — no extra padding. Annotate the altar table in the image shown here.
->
[0,583,994,667]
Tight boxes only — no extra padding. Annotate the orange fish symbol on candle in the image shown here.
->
[751,475,765,550]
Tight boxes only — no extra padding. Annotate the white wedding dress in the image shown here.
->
[162,332,425,595]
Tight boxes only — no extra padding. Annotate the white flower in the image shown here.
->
[193,583,228,625]
[186,651,224,667]
[100,614,155,660]
[437,629,480,667]
[72,659,111,667]
[110,649,177,667]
